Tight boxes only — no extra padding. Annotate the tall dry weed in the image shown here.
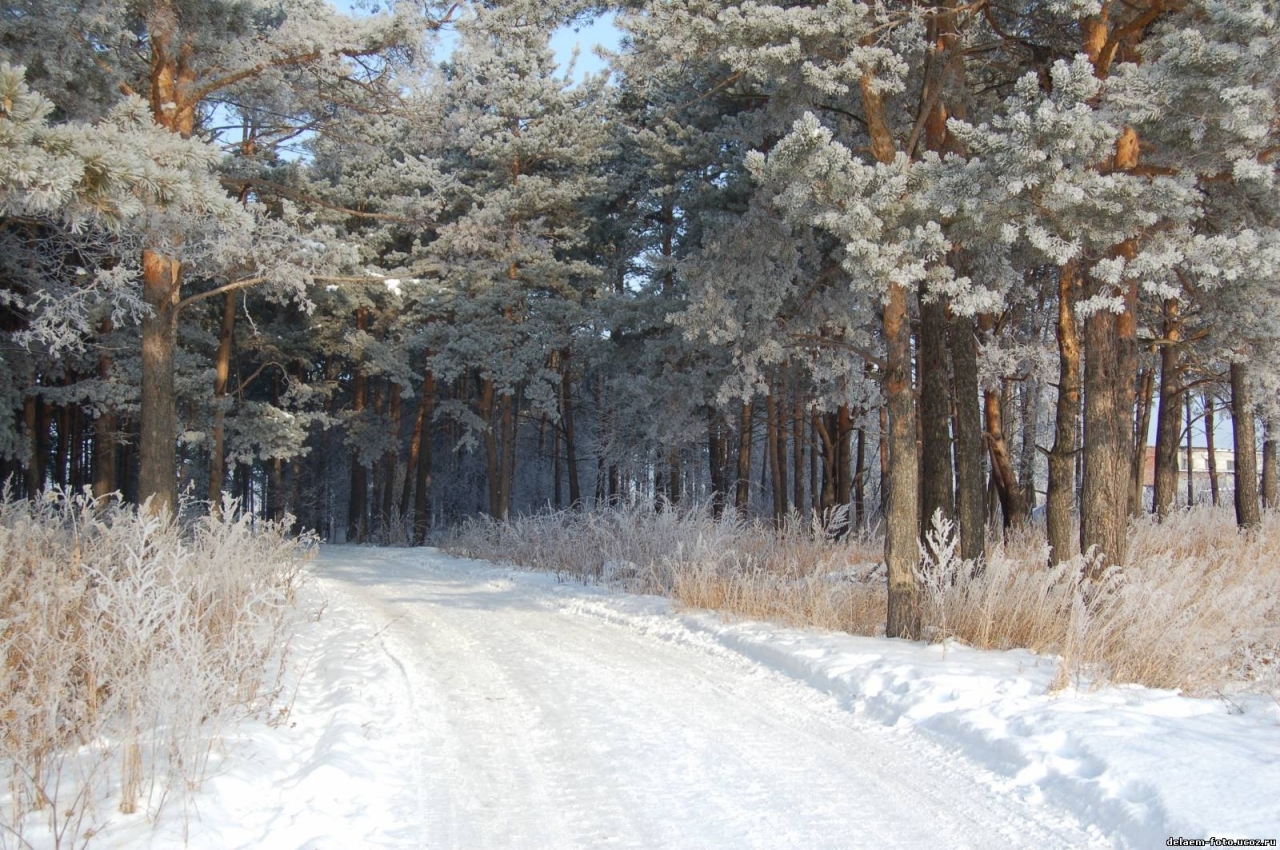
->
[0,489,308,848]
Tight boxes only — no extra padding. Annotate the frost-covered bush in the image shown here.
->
[0,490,309,848]
[916,509,1280,693]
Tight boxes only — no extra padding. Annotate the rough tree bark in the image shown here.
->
[1047,263,1081,564]
[1230,362,1261,530]
[861,66,921,638]
[984,376,1025,531]
[918,289,954,537]
[1153,300,1182,518]
[952,314,986,563]
[883,282,921,639]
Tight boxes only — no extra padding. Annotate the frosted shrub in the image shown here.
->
[916,508,1280,693]
[0,490,308,848]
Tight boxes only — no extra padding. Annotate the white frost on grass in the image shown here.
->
[74,583,422,850]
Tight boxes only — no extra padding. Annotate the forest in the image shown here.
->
[2,0,1279,643]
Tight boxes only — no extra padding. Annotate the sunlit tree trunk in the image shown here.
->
[1047,263,1081,563]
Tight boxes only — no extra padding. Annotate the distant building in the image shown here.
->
[1140,446,1260,504]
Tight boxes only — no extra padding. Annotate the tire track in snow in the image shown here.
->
[312,547,1107,849]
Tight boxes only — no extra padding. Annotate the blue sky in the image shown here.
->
[547,15,621,80]
[331,1,621,81]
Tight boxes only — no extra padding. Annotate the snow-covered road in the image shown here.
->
[303,546,1100,850]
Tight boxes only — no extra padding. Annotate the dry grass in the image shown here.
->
[0,489,309,848]
[448,502,1280,695]
[447,501,888,634]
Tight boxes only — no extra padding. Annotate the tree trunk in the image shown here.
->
[93,321,118,500]
[560,362,581,508]
[853,425,867,530]
[952,314,986,563]
[480,377,502,517]
[1261,422,1277,510]
[878,404,889,523]
[1230,362,1261,529]
[412,373,435,545]
[1019,378,1039,515]
[346,308,369,543]
[918,291,954,536]
[21,384,36,498]
[792,393,806,517]
[1129,368,1154,517]
[710,413,728,517]
[53,403,69,488]
[207,280,237,512]
[400,374,429,521]
[735,402,753,513]
[1047,263,1081,564]
[138,249,181,515]
[265,373,286,522]
[766,389,786,524]
[498,389,516,519]
[836,405,854,534]
[380,382,401,532]
[666,447,682,506]
[984,378,1025,531]
[1080,299,1129,570]
[1153,300,1182,519]
[884,283,921,639]
[811,415,821,517]
[1186,392,1196,507]
[1078,15,1141,567]
[1205,394,1220,507]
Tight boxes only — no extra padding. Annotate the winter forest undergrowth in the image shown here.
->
[4,0,1280,841]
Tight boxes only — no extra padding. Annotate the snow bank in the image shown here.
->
[552,576,1280,848]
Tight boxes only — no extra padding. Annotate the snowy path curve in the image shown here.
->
[311,546,1101,850]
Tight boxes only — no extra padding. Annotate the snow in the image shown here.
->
[78,547,1280,849]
